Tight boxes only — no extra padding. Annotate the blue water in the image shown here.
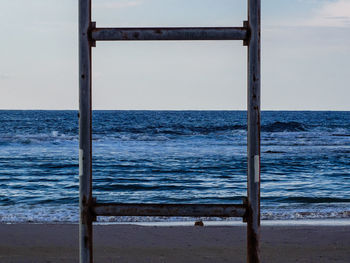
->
[0,110,349,223]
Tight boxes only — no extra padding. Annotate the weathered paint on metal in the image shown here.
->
[79,0,93,262]
[93,203,247,218]
[91,27,248,42]
[247,0,261,262]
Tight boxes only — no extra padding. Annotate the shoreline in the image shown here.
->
[104,218,350,226]
[2,218,350,226]
[1,224,349,262]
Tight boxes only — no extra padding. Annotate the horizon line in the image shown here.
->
[0,109,349,112]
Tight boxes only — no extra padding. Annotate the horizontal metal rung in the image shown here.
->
[91,27,248,41]
[93,203,247,217]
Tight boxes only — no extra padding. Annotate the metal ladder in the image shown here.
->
[78,1,261,262]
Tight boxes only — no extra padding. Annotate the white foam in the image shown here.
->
[1,205,349,225]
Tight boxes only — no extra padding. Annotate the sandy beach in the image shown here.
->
[0,223,349,262]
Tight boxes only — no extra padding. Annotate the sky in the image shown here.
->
[0,0,349,110]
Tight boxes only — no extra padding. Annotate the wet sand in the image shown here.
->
[0,224,349,262]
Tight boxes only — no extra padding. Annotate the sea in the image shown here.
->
[0,110,349,224]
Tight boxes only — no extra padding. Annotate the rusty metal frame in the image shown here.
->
[93,203,247,218]
[91,26,248,41]
[79,0,260,262]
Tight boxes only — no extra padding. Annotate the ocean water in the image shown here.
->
[0,110,349,223]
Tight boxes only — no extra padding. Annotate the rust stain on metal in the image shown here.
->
[247,228,260,262]
[242,197,248,222]
[246,201,261,262]
[84,236,89,248]
[122,32,129,40]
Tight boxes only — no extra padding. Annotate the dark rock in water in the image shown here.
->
[194,220,204,227]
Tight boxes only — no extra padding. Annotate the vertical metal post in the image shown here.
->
[247,0,261,262]
[79,0,93,262]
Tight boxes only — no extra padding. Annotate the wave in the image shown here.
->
[96,183,214,191]
[332,133,350,137]
[261,210,350,220]
[103,122,311,135]
[0,132,77,145]
[264,150,286,154]
[265,196,350,204]
[262,121,307,132]
[107,124,246,136]
[0,204,349,223]
[3,122,348,145]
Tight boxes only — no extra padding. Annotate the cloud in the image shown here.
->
[95,0,142,9]
[307,0,350,27]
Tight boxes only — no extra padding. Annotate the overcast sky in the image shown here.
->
[1,0,349,110]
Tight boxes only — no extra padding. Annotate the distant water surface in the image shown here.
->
[0,110,349,223]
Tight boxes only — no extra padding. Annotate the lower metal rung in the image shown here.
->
[93,203,247,218]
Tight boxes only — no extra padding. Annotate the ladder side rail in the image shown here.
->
[79,0,93,262]
[247,0,261,262]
